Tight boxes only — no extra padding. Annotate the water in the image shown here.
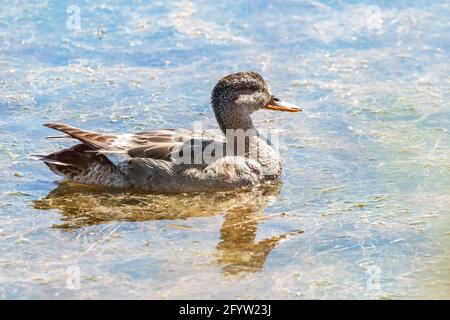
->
[0,0,449,299]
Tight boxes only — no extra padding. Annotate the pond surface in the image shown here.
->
[0,0,449,299]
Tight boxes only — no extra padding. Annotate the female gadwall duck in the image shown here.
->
[36,72,301,192]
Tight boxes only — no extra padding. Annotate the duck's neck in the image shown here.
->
[213,102,273,152]
[218,116,277,161]
[218,110,260,151]
[216,106,255,134]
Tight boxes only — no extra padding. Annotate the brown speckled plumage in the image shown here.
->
[37,72,300,192]
[40,144,131,188]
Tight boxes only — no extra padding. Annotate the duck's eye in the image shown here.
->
[271,96,281,102]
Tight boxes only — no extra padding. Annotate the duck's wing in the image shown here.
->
[44,123,117,150]
[44,122,224,162]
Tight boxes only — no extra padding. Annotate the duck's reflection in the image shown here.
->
[34,182,302,275]
[218,205,303,275]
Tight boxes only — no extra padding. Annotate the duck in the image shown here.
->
[35,71,301,193]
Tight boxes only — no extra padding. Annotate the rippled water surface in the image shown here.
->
[0,0,449,299]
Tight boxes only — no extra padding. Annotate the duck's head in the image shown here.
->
[211,71,301,132]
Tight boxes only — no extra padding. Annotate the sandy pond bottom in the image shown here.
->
[0,1,449,299]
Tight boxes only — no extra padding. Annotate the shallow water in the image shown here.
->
[0,0,449,299]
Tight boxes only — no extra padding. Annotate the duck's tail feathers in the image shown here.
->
[34,144,130,188]
[30,155,72,168]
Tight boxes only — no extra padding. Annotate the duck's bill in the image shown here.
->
[265,96,302,112]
